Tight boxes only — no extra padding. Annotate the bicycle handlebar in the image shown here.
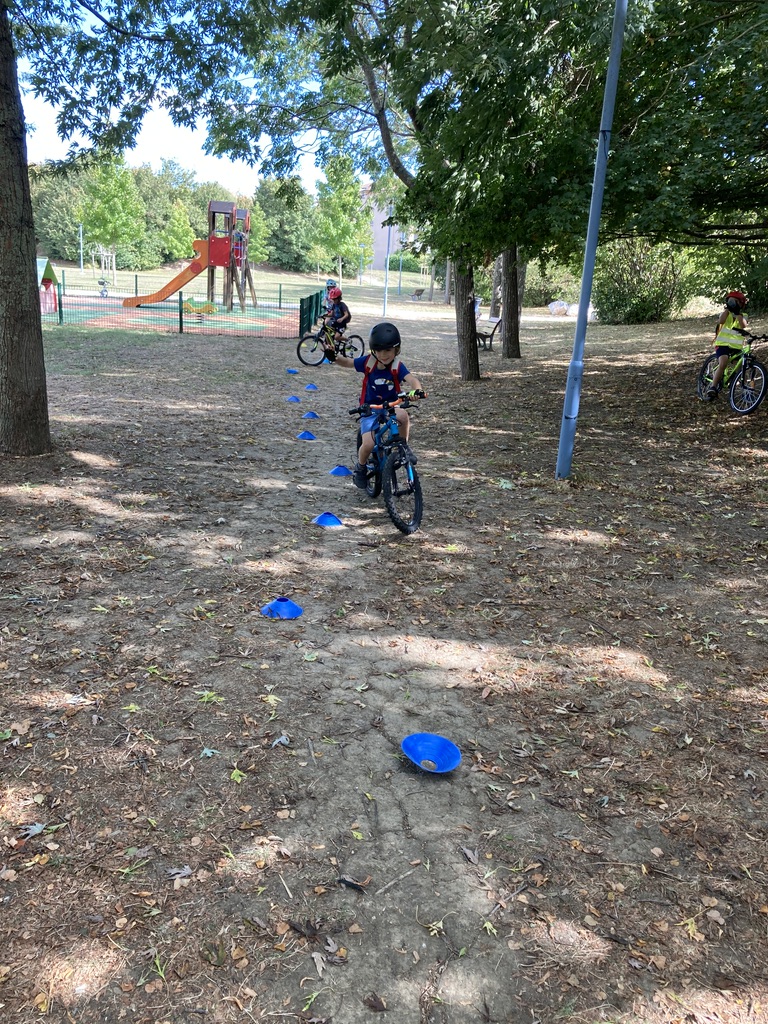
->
[348,391,427,417]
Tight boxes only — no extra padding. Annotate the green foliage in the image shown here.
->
[248,201,270,265]
[315,155,373,269]
[256,178,316,272]
[388,251,421,273]
[30,165,92,261]
[685,244,768,317]
[592,239,694,325]
[82,158,145,251]
[524,263,581,307]
[115,235,163,271]
[160,200,195,261]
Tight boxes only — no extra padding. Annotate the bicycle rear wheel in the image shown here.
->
[297,332,326,366]
[729,357,767,414]
[342,335,364,359]
[382,448,422,534]
[696,353,719,399]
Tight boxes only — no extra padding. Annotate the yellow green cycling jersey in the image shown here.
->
[715,312,745,349]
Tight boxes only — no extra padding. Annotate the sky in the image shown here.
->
[20,88,321,197]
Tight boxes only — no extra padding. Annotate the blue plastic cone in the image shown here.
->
[286,368,299,375]
[297,431,317,440]
[329,465,353,477]
[286,395,301,403]
[302,411,319,419]
[401,733,462,773]
[260,596,303,619]
[313,512,343,527]
[305,383,318,391]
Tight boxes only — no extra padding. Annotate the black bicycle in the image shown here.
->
[350,392,425,534]
[697,332,768,414]
[297,317,364,366]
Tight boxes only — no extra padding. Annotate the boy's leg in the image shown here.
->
[354,431,375,488]
[708,354,730,396]
[395,408,418,463]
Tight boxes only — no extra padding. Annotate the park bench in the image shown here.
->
[476,313,502,351]
[411,288,425,300]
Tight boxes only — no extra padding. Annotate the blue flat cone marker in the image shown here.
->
[329,465,353,477]
[261,596,303,619]
[302,411,319,419]
[305,383,318,391]
[297,430,317,440]
[286,368,299,375]
[286,395,301,403]
[313,511,343,528]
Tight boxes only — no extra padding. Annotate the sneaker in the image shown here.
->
[353,463,368,489]
[403,444,418,465]
[706,387,718,401]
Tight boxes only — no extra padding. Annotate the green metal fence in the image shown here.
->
[299,289,326,336]
[40,284,325,339]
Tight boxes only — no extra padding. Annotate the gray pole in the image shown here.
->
[382,202,393,317]
[555,0,628,480]
[79,223,84,272]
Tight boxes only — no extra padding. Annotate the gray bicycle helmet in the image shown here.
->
[369,321,401,353]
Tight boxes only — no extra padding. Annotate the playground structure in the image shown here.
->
[37,257,59,314]
[124,201,258,311]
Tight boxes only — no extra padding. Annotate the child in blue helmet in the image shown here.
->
[323,321,424,488]
[706,290,748,400]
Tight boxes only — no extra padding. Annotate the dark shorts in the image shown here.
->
[715,345,741,359]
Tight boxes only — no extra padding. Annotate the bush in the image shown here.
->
[388,250,422,273]
[592,239,693,324]
[115,236,164,271]
[524,262,580,306]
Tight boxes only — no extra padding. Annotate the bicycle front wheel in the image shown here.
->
[297,332,326,366]
[729,357,767,414]
[696,353,719,399]
[382,449,422,534]
[342,335,365,359]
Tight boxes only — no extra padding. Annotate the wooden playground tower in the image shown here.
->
[207,201,258,311]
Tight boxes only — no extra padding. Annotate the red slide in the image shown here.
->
[123,239,209,307]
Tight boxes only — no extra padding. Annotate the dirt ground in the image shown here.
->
[2,300,768,1024]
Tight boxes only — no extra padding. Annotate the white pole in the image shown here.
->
[79,223,84,271]
[382,202,393,317]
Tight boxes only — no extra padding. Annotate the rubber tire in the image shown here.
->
[697,353,719,399]
[342,335,364,359]
[297,332,325,366]
[366,463,382,499]
[382,449,422,534]
[729,357,768,415]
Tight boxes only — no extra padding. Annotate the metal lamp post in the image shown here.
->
[382,202,393,317]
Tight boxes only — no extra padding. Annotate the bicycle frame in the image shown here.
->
[349,394,424,534]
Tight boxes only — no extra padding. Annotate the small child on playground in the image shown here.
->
[322,321,424,488]
[707,290,749,399]
[326,286,351,341]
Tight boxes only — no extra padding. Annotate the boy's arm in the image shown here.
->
[321,343,355,368]
[402,371,423,391]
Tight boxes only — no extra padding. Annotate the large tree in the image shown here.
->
[1,0,49,455]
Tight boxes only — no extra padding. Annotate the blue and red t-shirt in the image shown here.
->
[353,355,409,404]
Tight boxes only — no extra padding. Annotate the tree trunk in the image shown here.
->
[454,264,480,381]
[428,262,435,302]
[501,246,523,359]
[444,259,452,304]
[489,255,502,317]
[0,3,51,455]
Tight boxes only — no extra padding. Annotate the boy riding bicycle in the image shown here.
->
[322,321,424,488]
[707,290,749,400]
[326,286,351,342]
